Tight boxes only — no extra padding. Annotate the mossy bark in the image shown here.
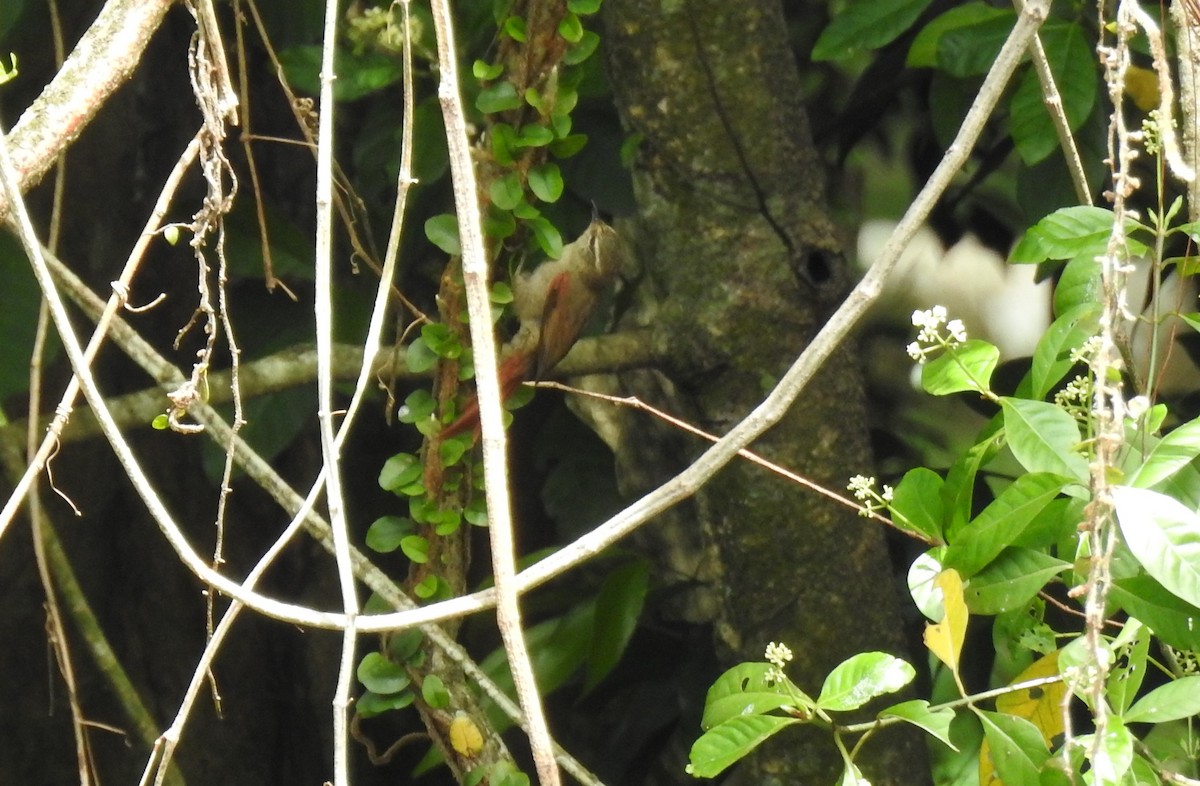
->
[599,1,931,782]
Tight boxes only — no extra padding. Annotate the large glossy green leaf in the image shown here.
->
[907,3,1011,67]
[942,424,1006,538]
[979,710,1049,785]
[278,45,403,101]
[1128,416,1200,490]
[1000,397,1090,482]
[701,663,812,730]
[1052,253,1103,317]
[687,715,799,779]
[1008,22,1097,165]
[1110,575,1200,651]
[879,699,958,750]
[921,339,999,396]
[1124,676,1200,723]
[817,652,915,712]
[584,560,649,692]
[965,547,1070,614]
[934,12,1017,77]
[1028,303,1100,399]
[1113,486,1200,609]
[1106,619,1150,716]
[811,0,934,61]
[890,467,945,542]
[943,472,1065,578]
[1010,206,1146,264]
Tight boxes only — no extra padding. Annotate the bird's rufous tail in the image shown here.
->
[439,350,535,440]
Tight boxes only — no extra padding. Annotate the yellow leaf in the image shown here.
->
[995,650,1064,746]
[1124,65,1159,113]
[979,739,1000,786]
[924,569,967,679]
[449,712,484,758]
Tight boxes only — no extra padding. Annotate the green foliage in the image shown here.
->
[693,9,1200,770]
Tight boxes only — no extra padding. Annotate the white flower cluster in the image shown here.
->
[764,641,793,685]
[847,474,894,518]
[906,306,967,364]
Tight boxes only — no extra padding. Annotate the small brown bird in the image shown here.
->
[442,217,623,439]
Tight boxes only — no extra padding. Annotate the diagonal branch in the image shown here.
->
[4,0,174,219]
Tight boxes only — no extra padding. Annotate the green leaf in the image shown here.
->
[476,81,521,113]
[964,547,1069,614]
[1010,206,1147,264]
[878,699,958,750]
[943,425,1006,537]
[1078,717,1134,786]
[425,213,461,255]
[558,12,583,43]
[907,3,1011,68]
[413,574,440,599]
[585,560,650,692]
[278,46,403,101]
[1129,416,1200,489]
[491,123,517,165]
[440,437,469,468]
[567,0,601,13]
[1107,620,1150,715]
[817,652,915,712]
[388,629,425,663]
[979,710,1050,785]
[515,124,555,148]
[484,205,517,240]
[1113,486,1200,608]
[503,15,527,42]
[528,163,564,203]
[1124,676,1200,723]
[1008,22,1097,165]
[490,281,514,304]
[398,388,436,425]
[1000,397,1090,482]
[365,515,413,553]
[1053,255,1103,317]
[421,674,451,709]
[420,322,461,359]
[1110,575,1200,651]
[400,535,431,564]
[934,12,1017,77]
[701,663,813,730]
[687,715,800,779]
[811,0,935,62]
[1028,302,1099,398]
[405,336,438,374]
[355,688,415,718]
[563,30,600,65]
[473,60,503,80]
[920,339,999,396]
[379,453,422,491]
[551,133,589,158]
[357,652,411,694]
[889,467,945,542]
[528,216,564,258]
[943,472,1065,578]
[489,172,524,211]
[465,496,489,527]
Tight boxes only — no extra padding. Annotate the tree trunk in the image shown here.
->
[598,1,930,782]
